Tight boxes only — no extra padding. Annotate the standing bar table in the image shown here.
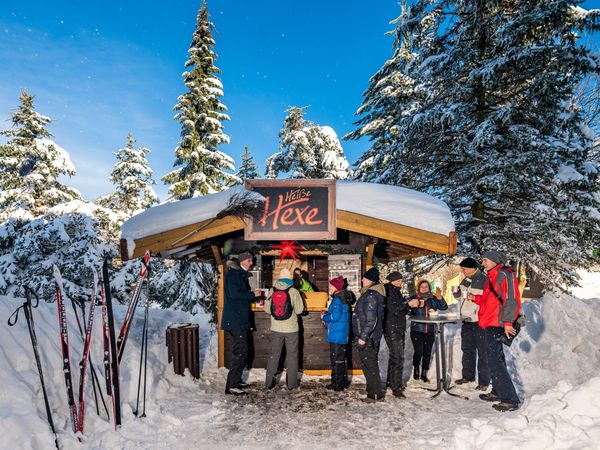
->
[410,315,467,400]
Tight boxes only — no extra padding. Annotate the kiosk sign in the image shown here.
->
[244,179,336,240]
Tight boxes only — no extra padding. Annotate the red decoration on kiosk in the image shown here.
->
[270,241,304,261]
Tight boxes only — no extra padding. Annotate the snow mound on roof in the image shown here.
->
[121,185,245,241]
[337,181,454,235]
[121,182,454,241]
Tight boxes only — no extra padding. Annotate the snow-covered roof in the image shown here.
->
[121,181,454,242]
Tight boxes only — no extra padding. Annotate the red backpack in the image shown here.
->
[270,287,293,320]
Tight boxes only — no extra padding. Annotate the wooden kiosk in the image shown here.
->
[120,180,457,375]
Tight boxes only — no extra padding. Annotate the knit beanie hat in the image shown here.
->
[329,276,345,292]
[482,251,506,265]
[459,257,479,269]
[363,267,380,283]
[387,271,403,282]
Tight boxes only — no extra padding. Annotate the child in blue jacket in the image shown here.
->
[322,276,352,391]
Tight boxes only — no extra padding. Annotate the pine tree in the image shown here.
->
[163,2,240,200]
[0,90,80,220]
[235,146,259,184]
[99,133,159,217]
[266,106,352,179]
[349,1,600,288]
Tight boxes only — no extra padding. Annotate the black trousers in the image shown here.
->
[329,343,347,390]
[384,330,406,392]
[410,330,435,371]
[358,339,384,398]
[225,330,249,391]
[484,327,519,405]
[461,322,490,386]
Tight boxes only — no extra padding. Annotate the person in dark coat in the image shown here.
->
[408,279,448,383]
[383,271,409,398]
[322,276,352,391]
[221,251,262,395]
[352,267,386,402]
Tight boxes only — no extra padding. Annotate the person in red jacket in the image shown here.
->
[468,250,521,412]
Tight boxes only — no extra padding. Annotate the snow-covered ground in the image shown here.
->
[1,272,599,449]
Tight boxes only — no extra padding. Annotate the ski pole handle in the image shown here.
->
[8,304,25,326]
[24,286,40,308]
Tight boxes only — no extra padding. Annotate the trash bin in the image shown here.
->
[166,323,200,379]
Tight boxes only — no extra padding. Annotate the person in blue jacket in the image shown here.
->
[321,276,352,391]
[408,279,448,383]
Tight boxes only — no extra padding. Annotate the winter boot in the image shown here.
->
[420,370,430,383]
[413,366,420,380]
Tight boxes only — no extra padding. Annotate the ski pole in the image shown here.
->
[8,287,59,450]
[141,273,150,417]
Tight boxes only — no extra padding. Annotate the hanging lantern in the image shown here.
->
[270,241,304,261]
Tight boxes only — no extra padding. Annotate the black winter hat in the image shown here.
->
[387,271,403,282]
[459,257,479,269]
[363,267,380,283]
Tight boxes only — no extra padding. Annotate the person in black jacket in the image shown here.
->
[384,271,409,398]
[352,267,386,403]
[221,252,262,396]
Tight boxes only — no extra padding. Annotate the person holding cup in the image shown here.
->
[452,257,489,390]
[408,280,448,383]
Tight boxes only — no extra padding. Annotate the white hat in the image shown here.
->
[279,268,292,279]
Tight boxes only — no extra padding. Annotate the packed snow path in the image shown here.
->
[1,278,600,449]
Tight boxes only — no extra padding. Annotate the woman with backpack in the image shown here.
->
[408,279,448,383]
[321,276,352,391]
[264,268,305,390]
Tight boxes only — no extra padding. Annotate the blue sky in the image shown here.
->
[1,1,598,201]
[0,0,401,200]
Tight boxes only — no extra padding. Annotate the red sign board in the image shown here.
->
[244,179,337,240]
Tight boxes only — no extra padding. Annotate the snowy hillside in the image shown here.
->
[1,274,599,449]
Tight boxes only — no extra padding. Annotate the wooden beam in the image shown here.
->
[337,210,451,255]
[303,369,364,376]
[125,216,244,260]
[448,231,458,255]
[211,245,222,266]
[365,238,377,270]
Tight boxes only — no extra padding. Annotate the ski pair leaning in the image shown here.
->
[101,250,151,429]
[54,265,108,435]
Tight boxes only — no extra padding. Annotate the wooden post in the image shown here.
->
[213,246,225,368]
[365,238,378,270]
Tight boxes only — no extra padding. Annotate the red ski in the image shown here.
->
[116,250,150,364]
[77,269,98,433]
[53,264,80,435]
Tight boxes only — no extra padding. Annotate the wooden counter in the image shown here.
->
[224,308,363,375]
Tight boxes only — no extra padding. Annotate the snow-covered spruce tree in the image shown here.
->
[162,2,240,200]
[349,1,600,288]
[235,146,259,184]
[0,91,82,292]
[266,106,352,179]
[98,133,159,217]
[0,90,80,220]
[151,259,217,317]
[346,0,436,185]
[8,201,121,301]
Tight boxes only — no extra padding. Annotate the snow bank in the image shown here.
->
[121,181,454,241]
[2,274,599,449]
